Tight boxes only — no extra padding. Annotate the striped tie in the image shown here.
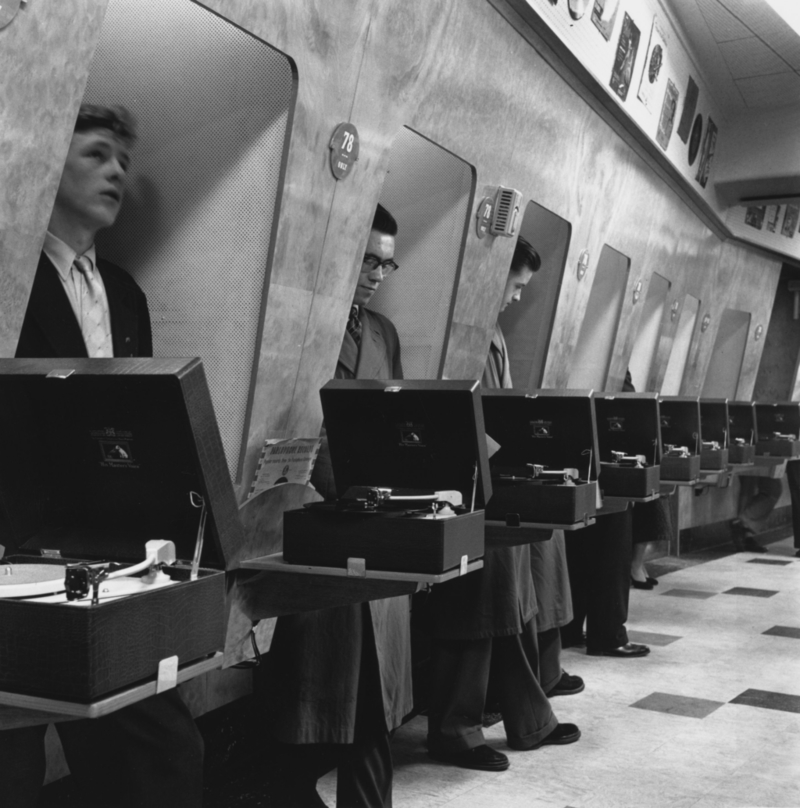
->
[347,305,362,345]
[73,256,112,357]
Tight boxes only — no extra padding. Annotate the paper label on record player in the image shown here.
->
[397,423,426,448]
[607,417,625,432]
[530,420,553,439]
[91,427,140,469]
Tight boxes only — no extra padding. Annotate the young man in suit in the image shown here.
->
[426,237,581,773]
[5,103,204,808]
[264,204,410,808]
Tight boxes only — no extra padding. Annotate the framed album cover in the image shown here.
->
[638,17,667,111]
[781,204,799,238]
[591,0,619,39]
[656,79,679,150]
[610,12,641,102]
[744,206,765,230]
[694,116,717,188]
[688,114,703,166]
[677,75,699,144]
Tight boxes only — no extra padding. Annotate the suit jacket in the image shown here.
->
[15,253,152,358]
[266,306,412,745]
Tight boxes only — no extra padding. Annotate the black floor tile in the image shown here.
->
[661,588,717,599]
[631,691,724,718]
[627,630,682,646]
[762,625,800,639]
[722,587,779,598]
[729,689,800,714]
[747,558,792,566]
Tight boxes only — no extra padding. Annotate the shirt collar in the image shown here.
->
[43,231,97,281]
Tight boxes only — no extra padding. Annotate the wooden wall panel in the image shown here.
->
[0,0,110,357]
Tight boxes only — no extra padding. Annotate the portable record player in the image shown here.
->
[658,396,701,481]
[480,389,599,528]
[593,393,661,499]
[699,399,730,470]
[728,401,757,465]
[0,358,242,704]
[754,402,800,458]
[282,380,490,574]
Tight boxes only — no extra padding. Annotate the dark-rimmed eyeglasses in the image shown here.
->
[362,253,399,277]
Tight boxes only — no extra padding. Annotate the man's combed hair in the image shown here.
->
[372,203,398,236]
[511,236,541,275]
[75,103,138,146]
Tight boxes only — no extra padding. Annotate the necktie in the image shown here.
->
[73,256,112,357]
[347,305,362,345]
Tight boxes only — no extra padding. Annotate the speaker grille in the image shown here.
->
[84,0,294,478]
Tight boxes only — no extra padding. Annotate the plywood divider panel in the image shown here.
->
[0,0,111,357]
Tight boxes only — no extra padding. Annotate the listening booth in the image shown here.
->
[481,389,599,530]
[593,392,661,500]
[500,201,571,391]
[658,396,702,483]
[0,359,241,711]
[281,380,491,577]
[367,127,475,380]
[754,401,800,458]
[699,399,730,470]
[81,0,296,482]
[728,400,757,465]
[568,245,631,391]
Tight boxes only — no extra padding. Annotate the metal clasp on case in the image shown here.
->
[46,369,75,379]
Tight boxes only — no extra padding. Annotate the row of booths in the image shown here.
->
[0,360,799,727]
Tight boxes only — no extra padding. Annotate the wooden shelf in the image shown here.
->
[485,517,595,532]
[0,653,223,729]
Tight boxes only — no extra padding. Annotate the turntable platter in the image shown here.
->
[0,564,66,598]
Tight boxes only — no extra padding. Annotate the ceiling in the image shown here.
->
[668,0,800,112]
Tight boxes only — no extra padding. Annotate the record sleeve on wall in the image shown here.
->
[656,79,679,150]
[765,205,782,233]
[695,116,717,188]
[591,0,619,39]
[744,206,765,230]
[610,12,640,102]
[677,76,699,144]
[781,205,799,238]
[688,114,702,166]
[638,17,667,111]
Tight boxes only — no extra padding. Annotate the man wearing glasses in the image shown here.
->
[265,204,409,808]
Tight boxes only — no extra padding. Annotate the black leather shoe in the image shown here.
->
[587,642,650,657]
[549,671,585,697]
[428,744,510,771]
[646,576,659,586]
[508,722,581,750]
[631,577,654,590]
[743,537,768,553]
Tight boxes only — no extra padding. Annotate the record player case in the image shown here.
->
[593,392,661,499]
[480,389,600,528]
[283,380,491,574]
[658,396,702,482]
[754,402,800,458]
[0,358,242,704]
[728,401,756,465]
[699,399,730,470]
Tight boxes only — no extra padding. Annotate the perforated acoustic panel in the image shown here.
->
[83,0,294,478]
[369,128,474,380]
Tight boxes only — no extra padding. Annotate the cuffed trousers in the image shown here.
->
[428,616,557,752]
[562,509,632,652]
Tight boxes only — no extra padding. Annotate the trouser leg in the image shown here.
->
[427,637,491,753]
[0,724,47,808]
[337,726,393,808]
[585,510,631,652]
[786,460,800,549]
[562,529,590,645]
[492,619,557,748]
[56,690,204,808]
[538,627,563,694]
[739,477,782,531]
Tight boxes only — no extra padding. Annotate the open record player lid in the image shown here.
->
[592,392,662,463]
[0,358,243,570]
[481,389,600,479]
[320,379,492,508]
[754,400,800,438]
[658,396,701,451]
[728,400,756,442]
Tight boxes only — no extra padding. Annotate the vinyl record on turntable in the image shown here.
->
[0,564,66,598]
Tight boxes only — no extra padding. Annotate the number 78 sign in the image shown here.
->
[329,122,360,180]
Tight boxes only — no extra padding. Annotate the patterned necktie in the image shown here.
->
[347,305,362,345]
[73,256,112,357]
